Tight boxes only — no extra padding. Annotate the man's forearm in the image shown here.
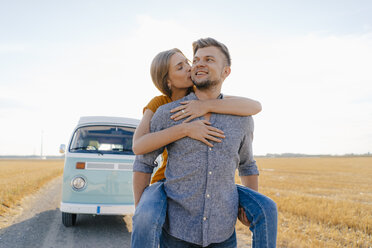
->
[240,175,258,191]
[133,171,152,207]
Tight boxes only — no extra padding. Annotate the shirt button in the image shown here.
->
[206,194,210,198]
[208,171,212,175]
[203,217,207,221]
[209,147,212,151]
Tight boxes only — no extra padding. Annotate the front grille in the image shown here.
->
[86,162,132,171]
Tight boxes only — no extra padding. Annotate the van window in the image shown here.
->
[69,125,135,155]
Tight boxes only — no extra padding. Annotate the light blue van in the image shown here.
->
[59,116,140,227]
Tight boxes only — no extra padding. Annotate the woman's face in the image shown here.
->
[167,52,193,90]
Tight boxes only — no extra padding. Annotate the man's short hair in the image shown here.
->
[192,37,231,66]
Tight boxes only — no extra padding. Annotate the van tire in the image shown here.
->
[62,212,77,227]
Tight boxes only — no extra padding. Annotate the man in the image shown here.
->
[133,38,262,247]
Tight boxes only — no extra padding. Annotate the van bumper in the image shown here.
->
[60,202,134,215]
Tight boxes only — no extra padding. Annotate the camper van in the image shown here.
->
[59,116,140,227]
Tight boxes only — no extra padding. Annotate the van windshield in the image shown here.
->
[69,125,135,155]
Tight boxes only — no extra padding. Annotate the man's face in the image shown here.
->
[191,46,228,89]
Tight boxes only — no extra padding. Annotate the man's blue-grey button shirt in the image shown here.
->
[133,93,259,247]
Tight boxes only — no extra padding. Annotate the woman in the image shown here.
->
[131,48,277,248]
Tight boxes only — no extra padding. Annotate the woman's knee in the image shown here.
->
[261,196,278,220]
[239,190,277,220]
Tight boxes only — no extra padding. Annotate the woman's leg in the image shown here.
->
[131,181,167,248]
[236,184,278,248]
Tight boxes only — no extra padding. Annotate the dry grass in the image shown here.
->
[235,157,372,248]
[0,159,64,216]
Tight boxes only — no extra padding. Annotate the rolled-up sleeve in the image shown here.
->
[133,150,163,173]
[238,117,259,176]
[133,107,168,174]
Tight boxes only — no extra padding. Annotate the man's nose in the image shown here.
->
[193,60,205,68]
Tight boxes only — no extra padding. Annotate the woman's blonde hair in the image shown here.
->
[150,48,189,98]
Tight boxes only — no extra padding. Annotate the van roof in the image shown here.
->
[77,116,140,127]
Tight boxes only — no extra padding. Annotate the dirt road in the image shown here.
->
[0,177,132,248]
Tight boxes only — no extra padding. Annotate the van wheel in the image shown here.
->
[62,212,77,227]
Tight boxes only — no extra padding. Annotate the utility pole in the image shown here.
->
[41,130,43,159]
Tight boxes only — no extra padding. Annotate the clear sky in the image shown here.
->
[1,0,371,156]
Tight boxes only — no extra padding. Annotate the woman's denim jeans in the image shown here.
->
[131,182,277,248]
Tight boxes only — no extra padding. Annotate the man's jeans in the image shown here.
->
[160,228,237,248]
[131,182,277,248]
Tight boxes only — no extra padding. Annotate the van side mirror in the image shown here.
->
[59,144,66,154]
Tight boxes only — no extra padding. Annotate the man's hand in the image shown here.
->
[238,207,250,227]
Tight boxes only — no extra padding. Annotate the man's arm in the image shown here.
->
[237,117,259,226]
[238,117,259,184]
[240,175,258,191]
[133,172,152,207]
[132,152,161,208]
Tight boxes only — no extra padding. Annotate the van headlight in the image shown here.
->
[71,176,86,191]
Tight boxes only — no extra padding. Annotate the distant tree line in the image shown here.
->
[256,152,372,158]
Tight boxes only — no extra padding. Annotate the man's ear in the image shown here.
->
[221,66,231,80]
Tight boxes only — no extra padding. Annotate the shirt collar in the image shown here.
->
[185,92,224,101]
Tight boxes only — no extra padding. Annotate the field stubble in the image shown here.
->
[235,157,372,247]
[0,159,64,218]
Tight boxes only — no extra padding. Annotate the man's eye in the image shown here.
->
[178,66,183,70]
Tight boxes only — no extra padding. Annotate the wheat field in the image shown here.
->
[235,157,372,248]
[0,159,64,216]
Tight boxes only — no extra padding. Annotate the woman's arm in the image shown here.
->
[214,95,262,115]
[170,96,262,122]
[132,109,225,155]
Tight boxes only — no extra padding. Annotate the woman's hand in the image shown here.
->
[238,207,250,227]
[184,120,225,147]
[170,100,209,123]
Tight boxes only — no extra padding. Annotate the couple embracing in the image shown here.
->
[131,38,277,248]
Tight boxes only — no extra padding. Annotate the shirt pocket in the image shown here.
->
[217,129,242,155]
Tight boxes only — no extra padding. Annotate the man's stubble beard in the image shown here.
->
[192,79,220,90]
